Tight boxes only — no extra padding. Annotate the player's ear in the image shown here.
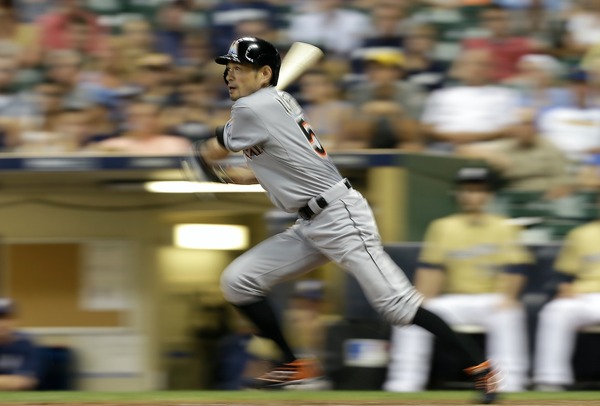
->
[258,65,273,87]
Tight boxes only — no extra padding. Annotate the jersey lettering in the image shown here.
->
[243,145,264,159]
[275,92,327,157]
[298,118,327,157]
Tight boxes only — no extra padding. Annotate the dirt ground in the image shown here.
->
[6,401,600,406]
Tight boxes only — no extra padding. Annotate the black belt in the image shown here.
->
[298,179,352,220]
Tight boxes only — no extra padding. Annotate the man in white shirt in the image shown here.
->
[537,70,600,163]
[421,49,520,153]
[286,0,371,57]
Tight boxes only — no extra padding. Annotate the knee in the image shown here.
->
[538,299,578,323]
[375,291,424,326]
[220,266,264,305]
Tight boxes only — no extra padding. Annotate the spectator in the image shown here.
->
[233,14,278,44]
[532,201,600,391]
[384,167,532,393]
[0,53,36,151]
[84,92,121,145]
[28,79,65,130]
[178,32,215,72]
[161,73,227,142]
[155,0,208,64]
[359,0,408,50]
[403,23,449,92]
[131,53,179,107]
[115,19,157,82]
[463,4,542,81]
[43,50,92,108]
[578,156,600,190]
[349,0,409,75]
[345,49,426,149]
[421,48,520,153]
[77,39,127,115]
[0,298,40,391]
[287,0,372,58]
[458,108,573,198]
[37,0,106,57]
[18,105,90,154]
[504,54,572,115]
[209,0,280,56]
[14,0,54,24]
[537,70,600,163]
[555,0,600,61]
[297,68,353,151]
[0,0,41,68]
[89,100,191,155]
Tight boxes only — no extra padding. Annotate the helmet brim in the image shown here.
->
[215,54,241,65]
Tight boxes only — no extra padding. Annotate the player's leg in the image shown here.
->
[385,294,483,392]
[220,224,328,387]
[483,296,529,392]
[533,295,600,389]
[308,192,497,402]
[384,324,435,391]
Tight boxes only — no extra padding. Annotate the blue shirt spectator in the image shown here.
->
[209,0,280,56]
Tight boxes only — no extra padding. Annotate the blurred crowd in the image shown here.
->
[0,0,595,182]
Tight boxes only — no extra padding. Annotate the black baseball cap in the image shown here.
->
[455,167,497,188]
[0,298,15,317]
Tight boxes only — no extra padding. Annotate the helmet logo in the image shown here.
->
[245,43,259,63]
[228,40,240,56]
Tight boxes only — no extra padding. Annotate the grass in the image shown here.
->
[0,391,599,403]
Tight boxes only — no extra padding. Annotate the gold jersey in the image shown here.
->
[419,213,533,294]
[554,221,600,294]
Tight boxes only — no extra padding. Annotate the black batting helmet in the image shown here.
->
[215,37,281,86]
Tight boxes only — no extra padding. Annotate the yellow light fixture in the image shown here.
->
[145,181,264,194]
[174,224,250,250]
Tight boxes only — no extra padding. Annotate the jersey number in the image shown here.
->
[298,118,327,157]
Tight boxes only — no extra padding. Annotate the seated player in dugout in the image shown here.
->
[191,36,500,403]
[385,167,533,393]
[0,298,40,390]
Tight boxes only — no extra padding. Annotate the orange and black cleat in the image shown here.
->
[252,358,324,389]
[464,360,500,404]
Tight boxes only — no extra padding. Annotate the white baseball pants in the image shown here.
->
[384,293,529,392]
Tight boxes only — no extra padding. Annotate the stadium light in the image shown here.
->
[174,224,250,250]
[144,181,264,193]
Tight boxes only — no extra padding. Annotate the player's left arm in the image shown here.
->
[195,128,258,185]
[497,224,533,308]
[415,220,448,300]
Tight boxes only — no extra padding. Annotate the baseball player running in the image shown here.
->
[196,36,499,403]
[532,206,600,391]
[384,167,532,393]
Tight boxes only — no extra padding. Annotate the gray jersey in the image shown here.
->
[220,85,422,331]
[221,87,342,212]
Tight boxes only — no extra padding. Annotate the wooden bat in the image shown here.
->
[276,42,324,90]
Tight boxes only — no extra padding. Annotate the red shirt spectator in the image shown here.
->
[462,5,539,81]
[37,0,106,56]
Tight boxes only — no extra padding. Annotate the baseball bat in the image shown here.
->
[276,42,324,90]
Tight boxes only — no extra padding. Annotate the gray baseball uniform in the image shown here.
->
[219,86,423,326]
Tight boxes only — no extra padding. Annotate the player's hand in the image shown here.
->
[199,137,229,163]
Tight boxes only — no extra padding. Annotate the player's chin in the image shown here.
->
[228,89,240,101]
